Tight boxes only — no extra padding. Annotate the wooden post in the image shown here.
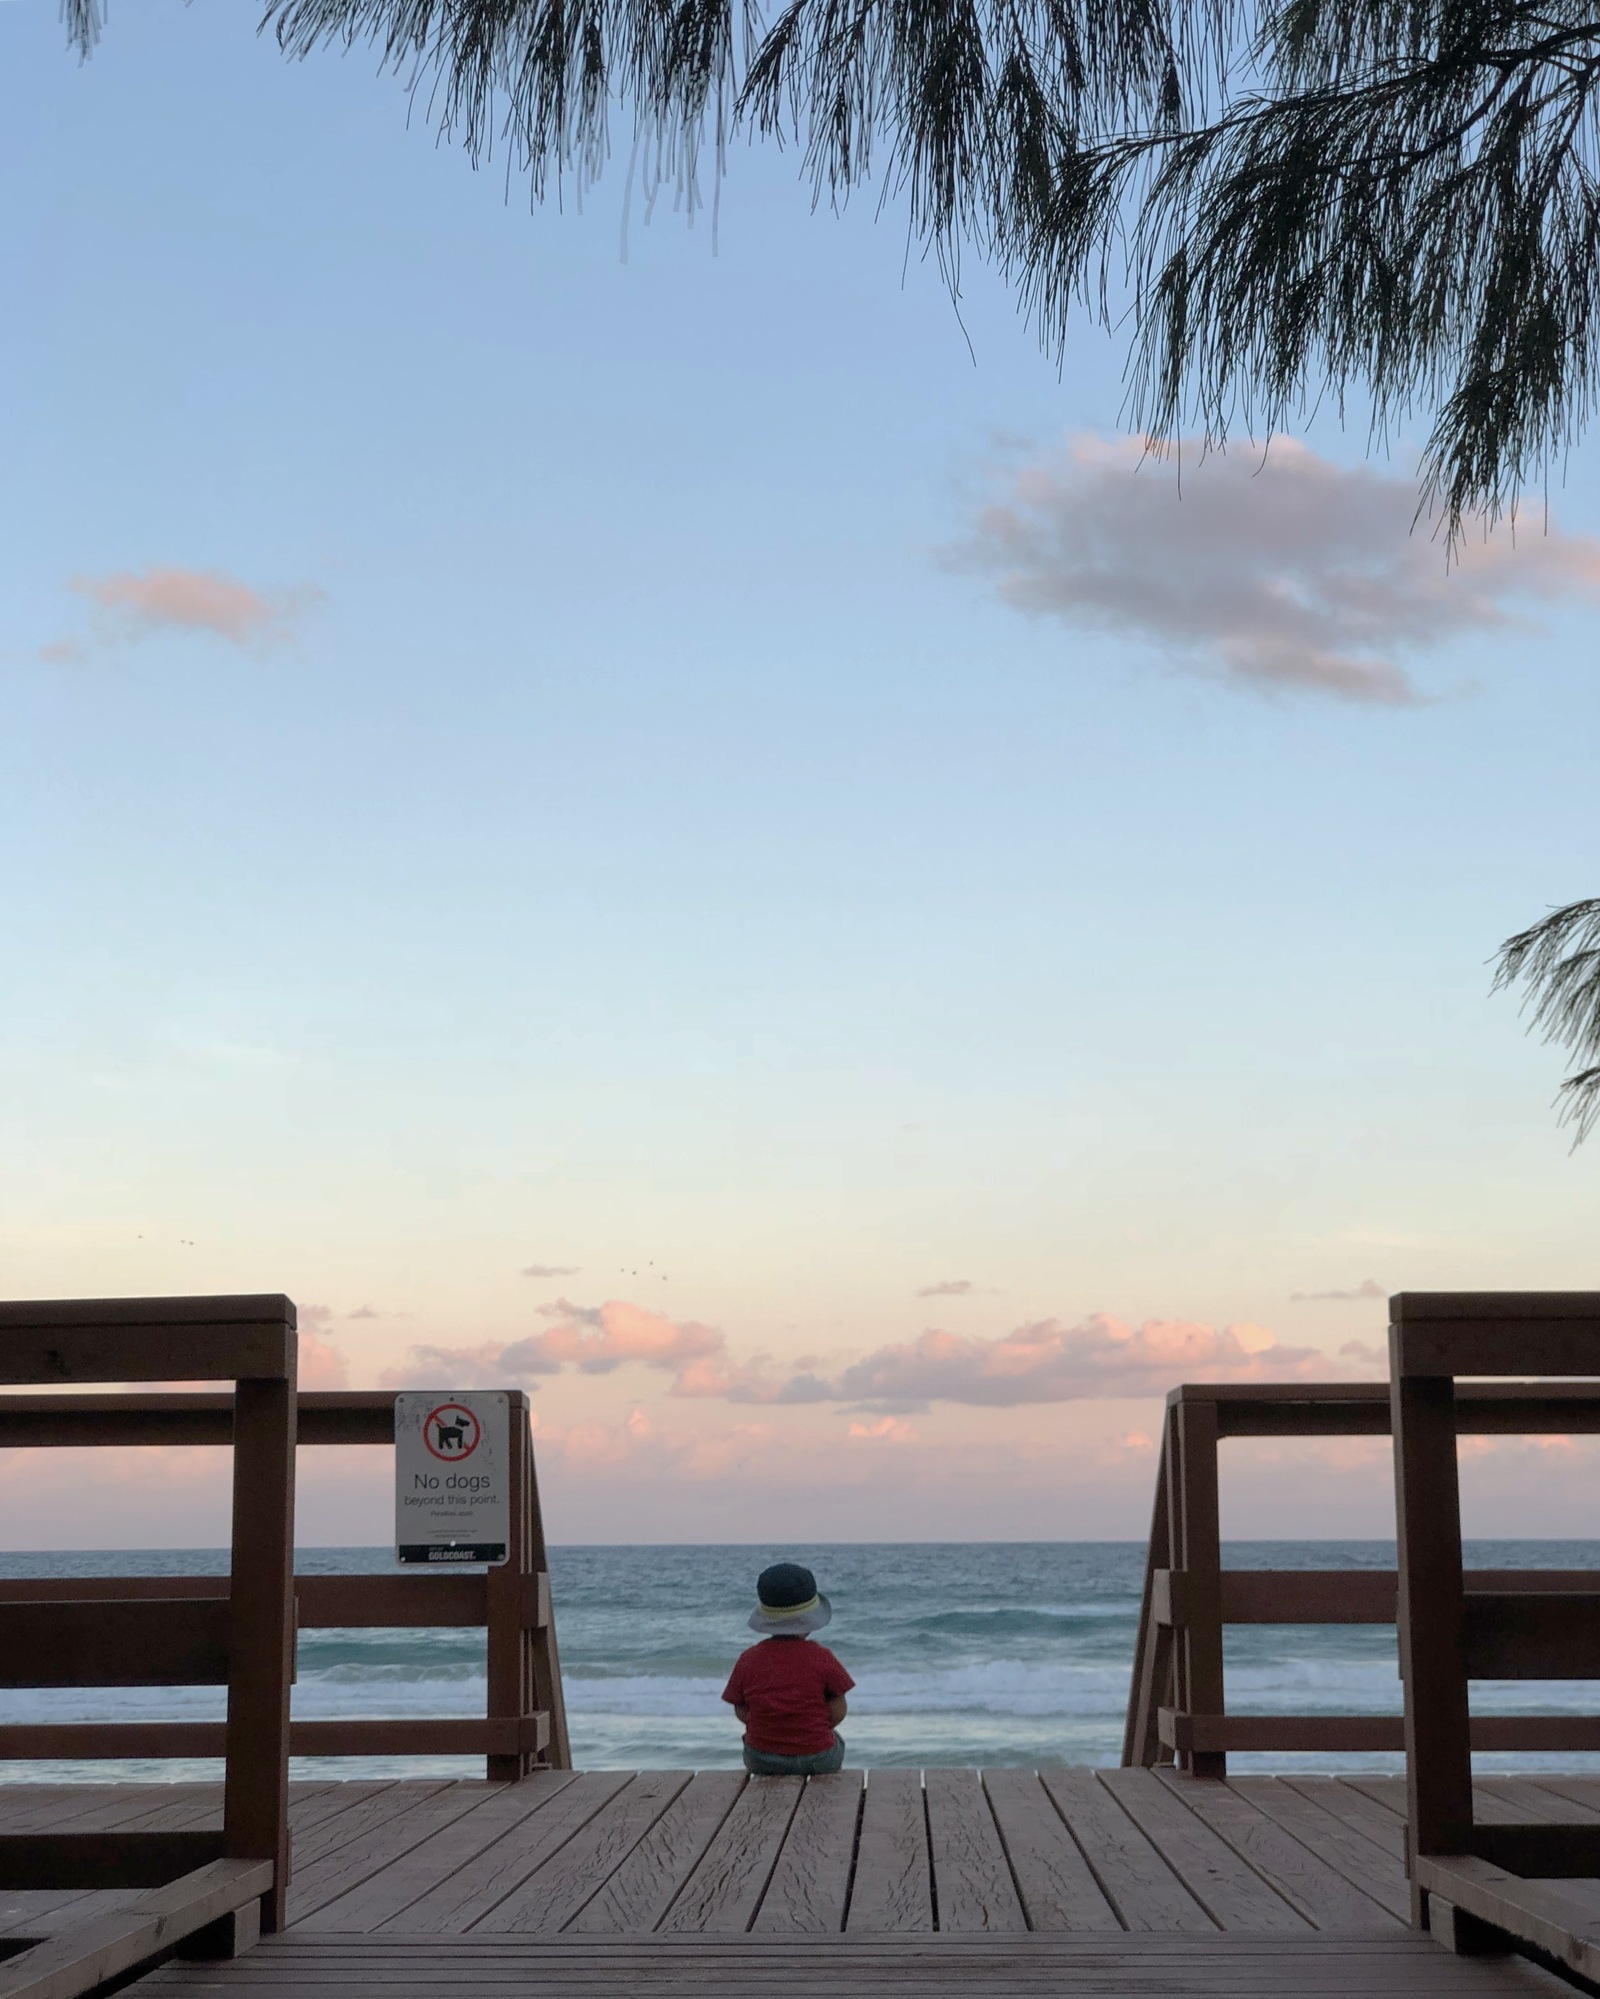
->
[223,1366,297,1933]
[1174,1397,1225,1779]
[1162,1407,1187,1765]
[485,1395,571,1778]
[486,1395,530,1782]
[1391,1336,1472,1925]
[1123,1406,1173,1767]
[525,1407,571,1771]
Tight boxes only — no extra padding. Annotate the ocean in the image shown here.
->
[3,1540,1599,1781]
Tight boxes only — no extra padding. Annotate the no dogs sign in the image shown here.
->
[395,1391,510,1565]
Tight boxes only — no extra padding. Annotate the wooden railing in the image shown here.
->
[0,1293,300,1986]
[1394,1291,1600,1972]
[1123,1378,1600,1777]
[0,1388,570,1780]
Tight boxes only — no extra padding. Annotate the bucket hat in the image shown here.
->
[748,1561,832,1636]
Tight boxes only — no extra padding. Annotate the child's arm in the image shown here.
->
[722,1658,751,1729]
[826,1694,848,1725]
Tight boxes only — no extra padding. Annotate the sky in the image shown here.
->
[2,0,1599,1548]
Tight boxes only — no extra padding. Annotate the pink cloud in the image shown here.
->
[381,1300,730,1391]
[380,1341,516,1390]
[520,1298,724,1375]
[953,434,1600,704]
[294,1304,350,1389]
[299,1331,349,1390]
[298,1295,354,1391]
[847,1415,917,1442]
[815,1314,1320,1406]
[41,566,321,659]
[381,1300,1330,1408]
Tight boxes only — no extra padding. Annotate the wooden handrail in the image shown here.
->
[1153,1565,1600,1625]
[1123,1377,1600,1776]
[1169,1378,1600,1433]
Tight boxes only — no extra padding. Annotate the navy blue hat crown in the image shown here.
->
[756,1562,819,1611]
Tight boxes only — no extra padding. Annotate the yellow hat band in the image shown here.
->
[757,1595,820,1617]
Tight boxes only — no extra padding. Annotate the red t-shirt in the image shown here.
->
[722,1637,855,1756]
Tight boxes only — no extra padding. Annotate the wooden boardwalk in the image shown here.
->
[0,1772,1583,1994]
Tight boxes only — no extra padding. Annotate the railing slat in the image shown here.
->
[0,1717,549,1760]
[0,1600,233,1689]
[1159,1713,1600,1754]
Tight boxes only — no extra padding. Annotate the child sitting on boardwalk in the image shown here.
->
[722,1562,854,1775]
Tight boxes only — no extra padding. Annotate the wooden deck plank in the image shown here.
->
[1340,1776,1409,1820]
[922,1768,1025,1933]
[287,1782,511,1924]
[1284,1780,1407,1862]
[982,1768,1120,1932]
[25,1786,212,1832]
[1096,1771,1308,1933]
[0,1889,143,1940]
[656,1778,804,1934]
[140,1932,1574,1995]
[0,1890,95,1940]
[1153,1775,1401,1933]
[0,1788,152,1835]
[1468,1781,1557,1825]
[288,1781,462,1877]
[1037,1770,1214,1932]
[479,1771,694,1934]
[1493,1774,1600,1822]
[751,1772,863,1935]
[145,1930,1566,1956]
[845,1770,932,1934]
[384,1773,634,1933]
[1228,1779,1410,1921]
[1532,1776,1600,1816]
[106,1788,225,1832]
[286,1784,402,1842]
[299,1773,582,1933]
[565,1772,748,1935]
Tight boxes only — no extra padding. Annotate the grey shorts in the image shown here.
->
[742,1735,845,1776]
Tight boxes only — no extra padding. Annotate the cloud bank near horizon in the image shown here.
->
[953,435,1600,703]
[382,1297,1338,1407]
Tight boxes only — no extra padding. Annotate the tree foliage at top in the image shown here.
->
[1493,901,1600,1144]
[62,0,1600,537]
[1020,1,1600,537]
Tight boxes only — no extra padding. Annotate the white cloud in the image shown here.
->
[952,435,1600,703]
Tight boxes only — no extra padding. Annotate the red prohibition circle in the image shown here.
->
[422,1403,482,1462]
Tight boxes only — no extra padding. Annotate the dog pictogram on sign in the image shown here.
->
[423,1402,482,1461]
